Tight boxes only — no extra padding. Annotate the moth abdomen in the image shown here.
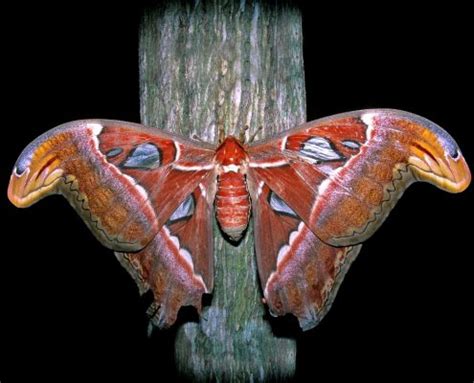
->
[215,172,251,241]
[214,136,251,241]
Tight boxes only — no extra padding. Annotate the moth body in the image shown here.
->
[214,136,251,241]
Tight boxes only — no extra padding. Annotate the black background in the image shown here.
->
[1,2,472,382]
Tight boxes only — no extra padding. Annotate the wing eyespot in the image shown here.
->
[268,190,298,218]
[299,136,345,163]
[341,140,361,150]
[106,147,123,158]
[121,143,161,169]
[168,194,195,224]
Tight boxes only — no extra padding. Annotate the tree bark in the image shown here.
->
[139,1,306,381]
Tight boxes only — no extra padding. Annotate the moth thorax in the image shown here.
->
[215,172,251,241]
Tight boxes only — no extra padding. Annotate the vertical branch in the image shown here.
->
[139,1,306,380]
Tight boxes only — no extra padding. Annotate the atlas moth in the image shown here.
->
[8,109,471,330]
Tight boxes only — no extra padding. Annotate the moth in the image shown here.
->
[8,109,471,330]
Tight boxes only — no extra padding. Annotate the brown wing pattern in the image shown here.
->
[248,109,470,247]
[248,109,470,329]
[115,174,215,328]
[247,176,362,329]
[8,119,216,328]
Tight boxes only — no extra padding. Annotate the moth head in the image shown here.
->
[8,136,65,208]
[215,136,247,167]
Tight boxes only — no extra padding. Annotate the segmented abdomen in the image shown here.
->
[215,172,251,241]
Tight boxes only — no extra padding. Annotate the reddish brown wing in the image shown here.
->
[247,109,470,329]
[8,119,216,328]
[116,173,215,328]
[247,177,361,330]
[248,109,470,247]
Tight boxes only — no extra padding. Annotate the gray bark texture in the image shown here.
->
[139,1,306,381]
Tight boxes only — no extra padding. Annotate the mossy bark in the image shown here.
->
[139,1,306,381]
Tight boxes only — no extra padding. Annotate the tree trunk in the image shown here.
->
[139,1,306,381]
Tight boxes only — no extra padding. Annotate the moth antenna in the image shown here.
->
[248,125,263,143]
[239,125,249,143]
[218,125,226,144]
